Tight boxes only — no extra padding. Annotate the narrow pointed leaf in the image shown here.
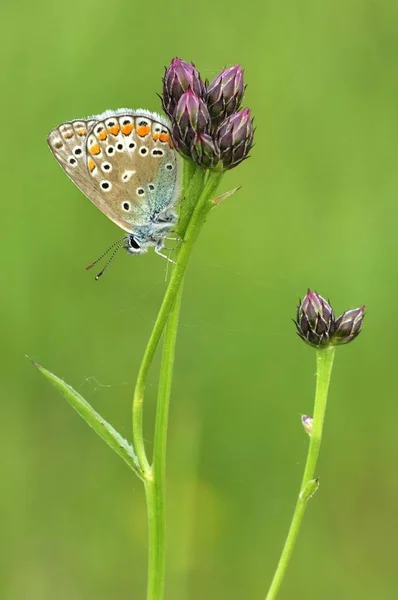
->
[212,186,242,205]
[32,361,145,480]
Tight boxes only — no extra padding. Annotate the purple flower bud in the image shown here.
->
[162,58,206,120]
[332,306,365,345]
[295,290,335,348]
[207,65,245,124]
[190,133,221,168]
[215,108,254,170]
[172,90,211,159]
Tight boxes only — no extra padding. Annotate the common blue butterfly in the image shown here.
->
[48,109,181,262]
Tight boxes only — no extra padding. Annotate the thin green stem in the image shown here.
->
[133,169,222,600]
[265,346,336,600]
[145,283,183,600]
[131,170,222,473]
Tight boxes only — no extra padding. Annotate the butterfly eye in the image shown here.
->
[128,142,136,150]
[68,156,77,166]
[116,143,124,151]
[165,163,174,171]
[73,147,83,156]
[106,146,115,156]
[137,188,145,196]
[139,147,148,156]
[152,149,164,157]
[101,162,112,172]
[122,201,131,212]
[148,184,155,191]
[129,236,141,250]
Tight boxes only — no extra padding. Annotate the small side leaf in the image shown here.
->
[32,361,145,481]
[211,186,241,205]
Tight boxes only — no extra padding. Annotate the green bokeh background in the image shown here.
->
[1,0,398,598]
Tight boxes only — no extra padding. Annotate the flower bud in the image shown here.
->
[216,108,254,169]
[295,290,335,348]
[190,133,221,168]
[299,478,319,502]
[301,415,313,436]
[332,306,365,345]
[162,58,205,119]
[172,90,211,159]
[206,65,245,124]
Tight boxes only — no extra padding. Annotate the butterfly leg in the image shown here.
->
[155,245,177,264]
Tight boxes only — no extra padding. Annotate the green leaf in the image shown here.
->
[32,361,145,481]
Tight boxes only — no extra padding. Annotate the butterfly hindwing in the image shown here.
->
[84,111,180,226]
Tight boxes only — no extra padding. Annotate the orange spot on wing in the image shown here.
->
[168,138,174,148]
[137,125,151,137]
[121,123,134,135]
[159,132,169,143]
[63,131,73,139]
[88,158,96,172]
[89,144,101,155]
[153,133,160,141]
[108,124,120,135]
[76,128,87,136]
[97,130,107,141]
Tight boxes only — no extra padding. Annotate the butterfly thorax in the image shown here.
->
[125,209,178,255]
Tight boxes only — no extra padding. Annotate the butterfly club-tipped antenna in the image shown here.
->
[85,237,125,280]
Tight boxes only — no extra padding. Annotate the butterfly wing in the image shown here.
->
[47,117,136,233]
[48,110,180,234]
[83,110,180,227]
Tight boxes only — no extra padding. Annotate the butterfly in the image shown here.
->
[47,109,181,270]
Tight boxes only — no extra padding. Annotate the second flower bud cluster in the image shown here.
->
[162,58,254,170]
[295,290,365,348]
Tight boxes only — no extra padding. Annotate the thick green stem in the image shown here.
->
[131,171,222,476]
[144,284,183,600]
[265,346,336,600]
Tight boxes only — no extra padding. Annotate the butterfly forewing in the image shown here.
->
[47,117,131,232]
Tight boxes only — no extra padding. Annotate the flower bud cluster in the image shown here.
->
[162,58,253,170]
[295,290,365,348]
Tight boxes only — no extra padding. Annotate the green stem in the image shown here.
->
[131,170,222,476]
[265,346,336,600]
[135,170,222,600]
[144,283,183,600]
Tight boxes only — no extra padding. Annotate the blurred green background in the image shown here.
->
[1,0,398,598]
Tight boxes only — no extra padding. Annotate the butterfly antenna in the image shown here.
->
[85,237,125,280]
